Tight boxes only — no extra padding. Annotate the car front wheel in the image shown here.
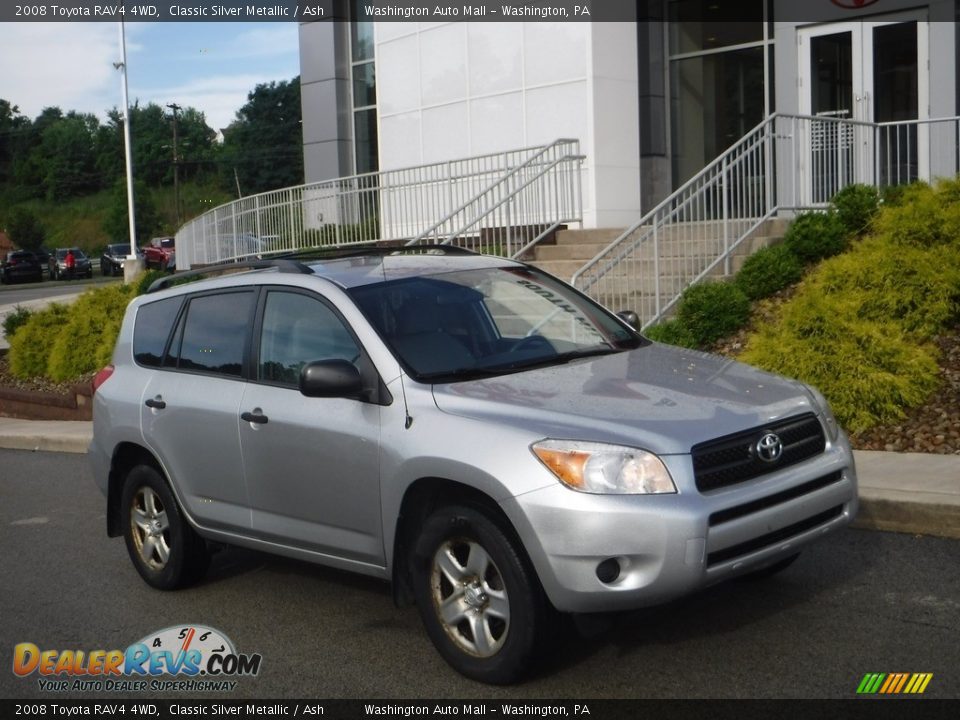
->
[120,464,209,590]
[412,505,548,684]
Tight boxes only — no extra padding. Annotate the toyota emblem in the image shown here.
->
[755,432,783,463]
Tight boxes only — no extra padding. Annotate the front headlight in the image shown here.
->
[807,385,840,442]
[532,440,677,495]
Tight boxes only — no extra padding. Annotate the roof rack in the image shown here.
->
[146,258,313,294]
[279,243,480,262]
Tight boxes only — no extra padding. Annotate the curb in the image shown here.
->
[853,498,960,540]
[0,433,90,454]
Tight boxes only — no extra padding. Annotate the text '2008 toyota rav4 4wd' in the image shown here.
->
[90,248,858,684]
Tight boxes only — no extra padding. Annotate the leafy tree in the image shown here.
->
[103,178,160,245]
[4,206,45,251]
[221,76,303,195]
[37,112,100,200]
[0,99,30,185]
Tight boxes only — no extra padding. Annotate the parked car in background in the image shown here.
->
[49,247,93,280]
[90,248,858,684]
[33,247,50,275]
[101,243,143,277]
[0,250,44,284]
[143,236,175,271]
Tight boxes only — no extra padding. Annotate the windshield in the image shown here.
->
[349,265,642,382]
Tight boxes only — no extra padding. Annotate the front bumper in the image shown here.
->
[502,435,858,614]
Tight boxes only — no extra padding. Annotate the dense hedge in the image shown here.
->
[8,283,138,381]
[734,243,804,301]
[741,179,960,430]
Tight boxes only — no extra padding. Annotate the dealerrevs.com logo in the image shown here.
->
[13,625,262,693]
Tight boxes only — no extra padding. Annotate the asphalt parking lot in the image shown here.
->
[1,448,958,700]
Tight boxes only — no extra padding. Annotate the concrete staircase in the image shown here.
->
[530,217,791,317]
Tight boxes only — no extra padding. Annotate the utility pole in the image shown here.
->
[166,102,182,226]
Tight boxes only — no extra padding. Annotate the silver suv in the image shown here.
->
[90,249,858,683]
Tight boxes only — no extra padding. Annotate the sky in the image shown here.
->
[0,22,301,133]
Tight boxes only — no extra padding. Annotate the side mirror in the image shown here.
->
[616,310,641,332]
[299,359,363,398]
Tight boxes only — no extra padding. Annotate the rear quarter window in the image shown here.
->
[133,297,184,367]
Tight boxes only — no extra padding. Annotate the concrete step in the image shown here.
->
[554,228,625,246]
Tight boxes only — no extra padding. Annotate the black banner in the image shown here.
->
[0,1,925,24]
[1,699,958,720]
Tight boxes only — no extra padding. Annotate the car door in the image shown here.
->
[139,290,256,532]
[238,288,383,567]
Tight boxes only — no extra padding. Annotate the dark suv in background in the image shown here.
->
[101,243,142,277]
[0,250,44,284]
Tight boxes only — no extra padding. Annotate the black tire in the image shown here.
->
[412,505,549,684]
[737,552,801,581]
[120,464,209,590]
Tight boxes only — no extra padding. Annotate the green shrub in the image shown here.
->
[135,269,170,296]
[734,244,804,301]
[783,211,848,263]
[8,304,71,379]
[740,294,940,432]
[830,184,879,236]
[46,284,137,381]
[643,319,698,348]
[2,305,34,339]
[674,281,750,347]
[871,178,960,248]
[813,236,960,336]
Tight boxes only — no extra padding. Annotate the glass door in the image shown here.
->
[798,18,927,201]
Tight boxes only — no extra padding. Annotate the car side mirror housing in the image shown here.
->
[617,310,641,332]
[299,359,363,398]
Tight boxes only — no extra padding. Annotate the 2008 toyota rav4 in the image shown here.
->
[90,248,858,683]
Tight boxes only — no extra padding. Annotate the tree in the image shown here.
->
[0,99,29,186]
[221,76,304,195]
[103,179,160,245]
[5,207,46,251]
[37,112,101,201]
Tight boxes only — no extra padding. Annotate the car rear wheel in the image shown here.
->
[120,464,209,590]
[412,504,548,684]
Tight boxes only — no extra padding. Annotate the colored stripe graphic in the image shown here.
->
[857,673,933,694]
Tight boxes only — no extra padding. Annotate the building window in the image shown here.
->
[350,2,378,174]
[668,0,773,187]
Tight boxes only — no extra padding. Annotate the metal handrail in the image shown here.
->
[407,139,579,245]
[175,139,584,269]
[572,112,960,328]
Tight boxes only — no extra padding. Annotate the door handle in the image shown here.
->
[144,397,166,410]
[241,410,269,425]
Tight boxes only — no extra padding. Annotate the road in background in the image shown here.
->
[1,449,958,699]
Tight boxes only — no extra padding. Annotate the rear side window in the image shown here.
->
[133,297,183,368]
[174,292,254,378]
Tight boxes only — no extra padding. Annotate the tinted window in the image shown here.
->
[258,291,359,386]
[133,297,184,368]
[175,292,254,377]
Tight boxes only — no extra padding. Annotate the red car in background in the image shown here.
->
[143,236,176,271]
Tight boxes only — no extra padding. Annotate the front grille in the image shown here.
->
[709,471,844,527]
[706,505,844,567]
[692,413,826,492]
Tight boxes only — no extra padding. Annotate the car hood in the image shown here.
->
[431,343,819,455]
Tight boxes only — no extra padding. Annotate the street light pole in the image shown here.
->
[116,16,145,282]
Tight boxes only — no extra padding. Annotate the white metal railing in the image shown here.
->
[572,113,960,328]
[406,139,584,257]
[175,140,583,269]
